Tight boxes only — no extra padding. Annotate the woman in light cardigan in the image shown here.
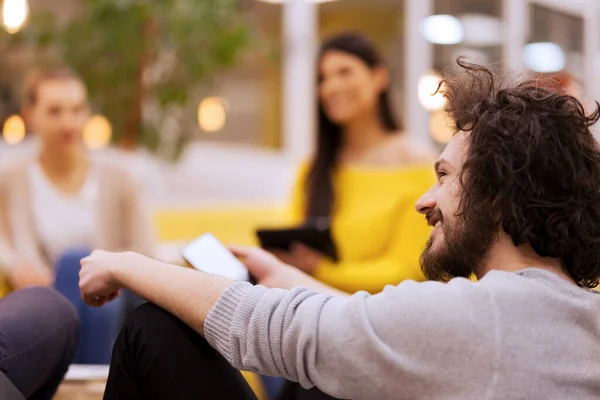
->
[0,66,155,364]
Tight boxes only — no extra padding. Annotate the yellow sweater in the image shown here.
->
[290,163,435,294]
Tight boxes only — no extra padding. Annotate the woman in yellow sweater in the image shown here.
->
[274,32,436,296]
[268,32,437,400]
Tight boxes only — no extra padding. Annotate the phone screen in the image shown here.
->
[181,233,250,282]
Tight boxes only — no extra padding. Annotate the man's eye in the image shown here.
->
[438,171,447,178]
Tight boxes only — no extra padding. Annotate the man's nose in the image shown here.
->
[415,189,436,215]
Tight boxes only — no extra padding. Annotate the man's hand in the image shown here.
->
[79,250,139,307]
[7,263,52,289]
[270,242,324,275]
[230,245,347,296]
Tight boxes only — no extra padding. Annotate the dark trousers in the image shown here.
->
[103,303,258,400]
[0,287,80,400]
[104,303,342,400]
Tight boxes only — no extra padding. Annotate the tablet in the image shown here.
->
[181,233,250,282]
[256,226,338,261]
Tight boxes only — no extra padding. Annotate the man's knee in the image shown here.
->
[19,287,80,338]
[0,287,80,362]
[125,303,172,332]
[112,303,171,360]
[119,303,195,347]
[4,287,78,321]
[0,288,80,397]
[29,288,80,365]
[23,286,77,315]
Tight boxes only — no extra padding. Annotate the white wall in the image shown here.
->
[144,142,297,207]
[0,140,297,208]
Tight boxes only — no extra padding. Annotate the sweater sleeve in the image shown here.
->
[204,279,497,399]
[313,190,430,294]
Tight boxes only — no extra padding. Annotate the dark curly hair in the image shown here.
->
[439,58,600,288]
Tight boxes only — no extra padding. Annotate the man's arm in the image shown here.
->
[79,247,345,335]
[204,278,496,399]
[80,250,495,399]
[80,251,232,335]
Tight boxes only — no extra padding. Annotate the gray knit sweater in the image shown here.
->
[204,269,600,399]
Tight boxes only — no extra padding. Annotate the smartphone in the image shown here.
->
[181,233,250,282]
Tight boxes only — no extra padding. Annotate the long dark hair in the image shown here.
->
[305,32,402,220]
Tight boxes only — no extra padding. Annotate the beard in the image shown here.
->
[420,209,496,282]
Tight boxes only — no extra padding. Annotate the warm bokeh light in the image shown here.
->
[198,97,227,133]
[83,115,112,150]
[2,114,26,145]
[256,0,339,3]
[2,0,28,34]
[418,72,446,111]
[421,15,463,45]
[429,110,454,144]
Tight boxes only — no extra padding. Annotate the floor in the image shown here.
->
[54,365,108,400]
[52,370,266,399]
[54,380,106,400]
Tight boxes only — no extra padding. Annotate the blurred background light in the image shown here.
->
[256,0,339,3]
[2,114,25,145]
[418,72,446,111]
[523,42,566,73]
[198,97,228,133]
[2,0,28,34]
[459,14,503,47]
[429,111,454,144]
[421,14,463,45]
[83,115,112,150]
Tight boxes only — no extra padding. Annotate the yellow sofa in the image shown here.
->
[154,204,289,245]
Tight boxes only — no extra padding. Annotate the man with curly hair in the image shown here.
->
[79,59,600,400]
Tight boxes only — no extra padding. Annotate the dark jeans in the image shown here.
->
[103,303,342,400]
[54,249,126,364]
[103,303,258,400]
[0,287,80,400]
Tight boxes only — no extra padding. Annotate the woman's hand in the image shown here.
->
[231,245,347,296]
[230,245,298,289]
[270,242,324,275]
[79,250,139,307]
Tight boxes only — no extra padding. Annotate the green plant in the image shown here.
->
[2,0,250,160]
